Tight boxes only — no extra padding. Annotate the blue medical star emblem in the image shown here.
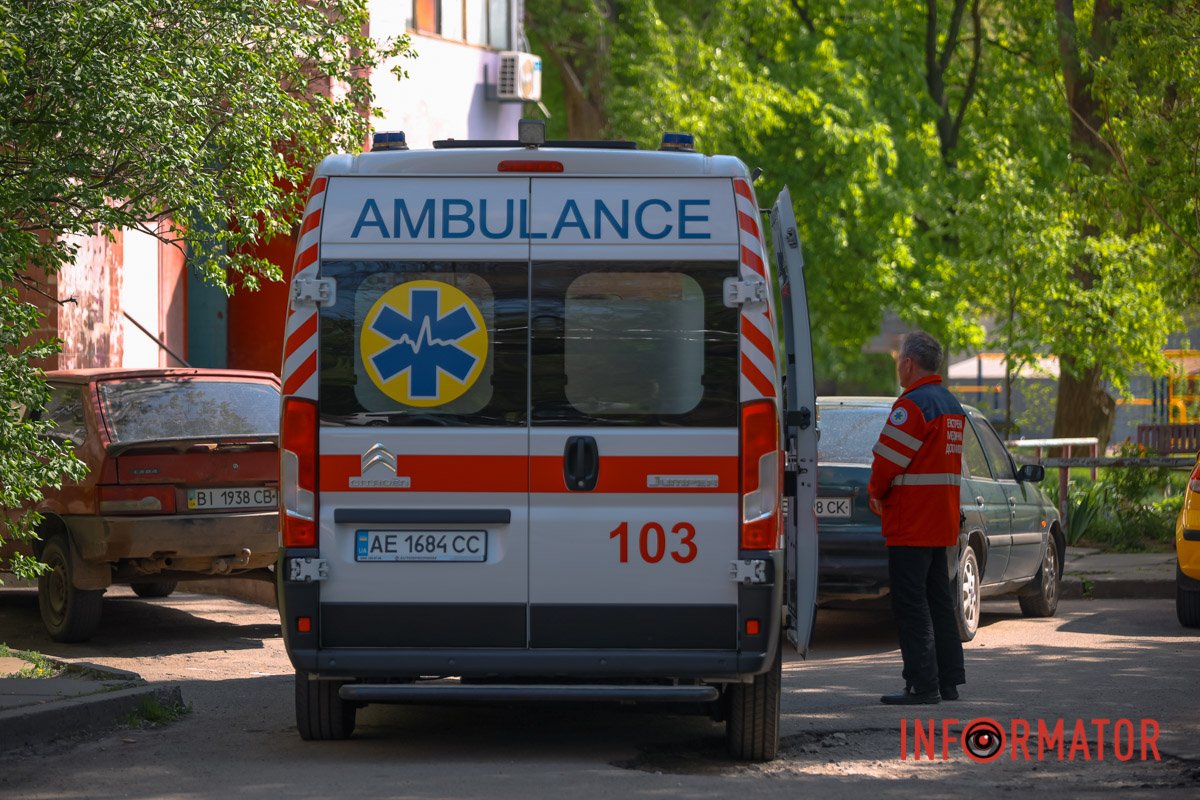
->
[368,287,482,399]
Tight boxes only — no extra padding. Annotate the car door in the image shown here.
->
[973,417,1045,582]
[525,177,743,650]
[961,413,1009,583]
[771,187,819,657]
[313,175,533,649]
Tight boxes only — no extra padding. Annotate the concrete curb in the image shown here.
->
[177,577,277,608]
[0,683,184,753]
[1060,577,1175,600]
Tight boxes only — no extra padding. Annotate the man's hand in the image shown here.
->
[868,496,883,516]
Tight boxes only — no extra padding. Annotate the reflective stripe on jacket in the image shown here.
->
[868,375,966,547]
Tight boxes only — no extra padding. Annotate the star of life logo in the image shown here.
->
[360,280,489,407]
[349,443,411,489]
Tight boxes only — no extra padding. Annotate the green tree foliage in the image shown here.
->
[0,0,409,577]
[529,1,1197,434]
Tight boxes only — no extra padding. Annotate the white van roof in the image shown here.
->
[315,147,753,180]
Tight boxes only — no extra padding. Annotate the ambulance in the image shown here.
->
[276,121,818,761]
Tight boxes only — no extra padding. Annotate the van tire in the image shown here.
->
[725,645,781,762]
[37,534,104,643]
[295,671,356,740]
[132,579,178,599]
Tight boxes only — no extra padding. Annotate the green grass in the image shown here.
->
[120,696,192,728]
[0,643,66,678]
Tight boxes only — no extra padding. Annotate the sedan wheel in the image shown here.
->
[37,534,104,643]
[1019,538,1060,618]
[955,546,980,642]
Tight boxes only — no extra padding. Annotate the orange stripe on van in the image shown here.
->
[300,208,323,236]
[284,313,318,360]
[295,242,319,273]
[317,455,736,493]
[733,179,755,203]
[531,455,737,493]
[320,455,529,493]
[738,210,761,242]
[741,316,776,363]
[283,351,317,396]
[741,354,776,399]
[740,244,766,277]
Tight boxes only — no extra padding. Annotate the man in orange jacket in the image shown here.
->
[868,331,966,705]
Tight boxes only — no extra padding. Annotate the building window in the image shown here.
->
[406,1,514,50]
[415,0,439,35]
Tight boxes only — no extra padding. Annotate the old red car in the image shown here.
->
[10,368,280,642]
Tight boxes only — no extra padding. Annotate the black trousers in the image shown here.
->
[887,545,965,694]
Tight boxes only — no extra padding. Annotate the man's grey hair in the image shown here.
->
[900,331,943,373]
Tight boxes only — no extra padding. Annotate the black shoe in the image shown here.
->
[880,686,941,705]
[940,685,959,701]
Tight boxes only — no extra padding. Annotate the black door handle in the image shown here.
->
[564,436,599,491]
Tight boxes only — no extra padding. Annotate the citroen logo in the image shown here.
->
[361,443,397,474]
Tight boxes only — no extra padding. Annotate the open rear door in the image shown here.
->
[770,187,818,656]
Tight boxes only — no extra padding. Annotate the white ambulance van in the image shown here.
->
[277,122,818,761]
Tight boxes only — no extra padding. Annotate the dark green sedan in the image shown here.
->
[816,397,1064,640]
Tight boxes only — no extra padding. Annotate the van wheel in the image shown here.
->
[132,579,178,599]
[37,534,104,643]
[1018,539,1060,618]
[295,671,356,740]
[725,646,781,762]
[955,546,981,642]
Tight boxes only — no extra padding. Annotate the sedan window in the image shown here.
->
[972,416,1017,481]
[98,379,278,443]
[817,406,889,464]
[962,419,991,479]
[41,385,88,447]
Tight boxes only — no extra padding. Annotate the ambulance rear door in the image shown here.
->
[772,187,819,656]
[525,177,744,651]
[312,176,532,649]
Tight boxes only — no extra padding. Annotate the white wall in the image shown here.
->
[120,227,162,368]
[369,3,526,147]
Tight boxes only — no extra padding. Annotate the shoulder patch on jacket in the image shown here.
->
[889,406,908,426]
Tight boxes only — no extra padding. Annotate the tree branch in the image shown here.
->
[788,0,817,34]
[949,0,983,148]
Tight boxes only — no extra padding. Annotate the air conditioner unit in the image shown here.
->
[496,51,542,102]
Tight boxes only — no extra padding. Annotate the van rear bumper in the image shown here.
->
[288,646,772,681]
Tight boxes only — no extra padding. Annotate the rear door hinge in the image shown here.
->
[287,557,329,583]
[291,277,336,307]
[723,278,769,307]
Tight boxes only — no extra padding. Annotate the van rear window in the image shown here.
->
[318,260,528,426]
[531,261,738,426]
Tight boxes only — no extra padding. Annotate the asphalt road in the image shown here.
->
[1,588,1197,799]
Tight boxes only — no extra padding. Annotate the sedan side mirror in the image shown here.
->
[1016,463,1045,482]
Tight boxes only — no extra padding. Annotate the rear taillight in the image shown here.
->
[98,485,176,515]
[281,397,318,548]
[1190,462,1200,494]
[740,400,781,550]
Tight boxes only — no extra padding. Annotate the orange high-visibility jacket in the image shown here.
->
[868,375,966,547]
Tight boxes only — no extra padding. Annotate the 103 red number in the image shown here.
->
[609,521,697,564]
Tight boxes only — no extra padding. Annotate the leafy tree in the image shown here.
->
[530,1,1198,440]
[0,0,409,578]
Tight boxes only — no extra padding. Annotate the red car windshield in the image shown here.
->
[97,378,278,444]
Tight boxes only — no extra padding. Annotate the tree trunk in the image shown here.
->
[1053,357,1115,448]
[1051,0,1122,447]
